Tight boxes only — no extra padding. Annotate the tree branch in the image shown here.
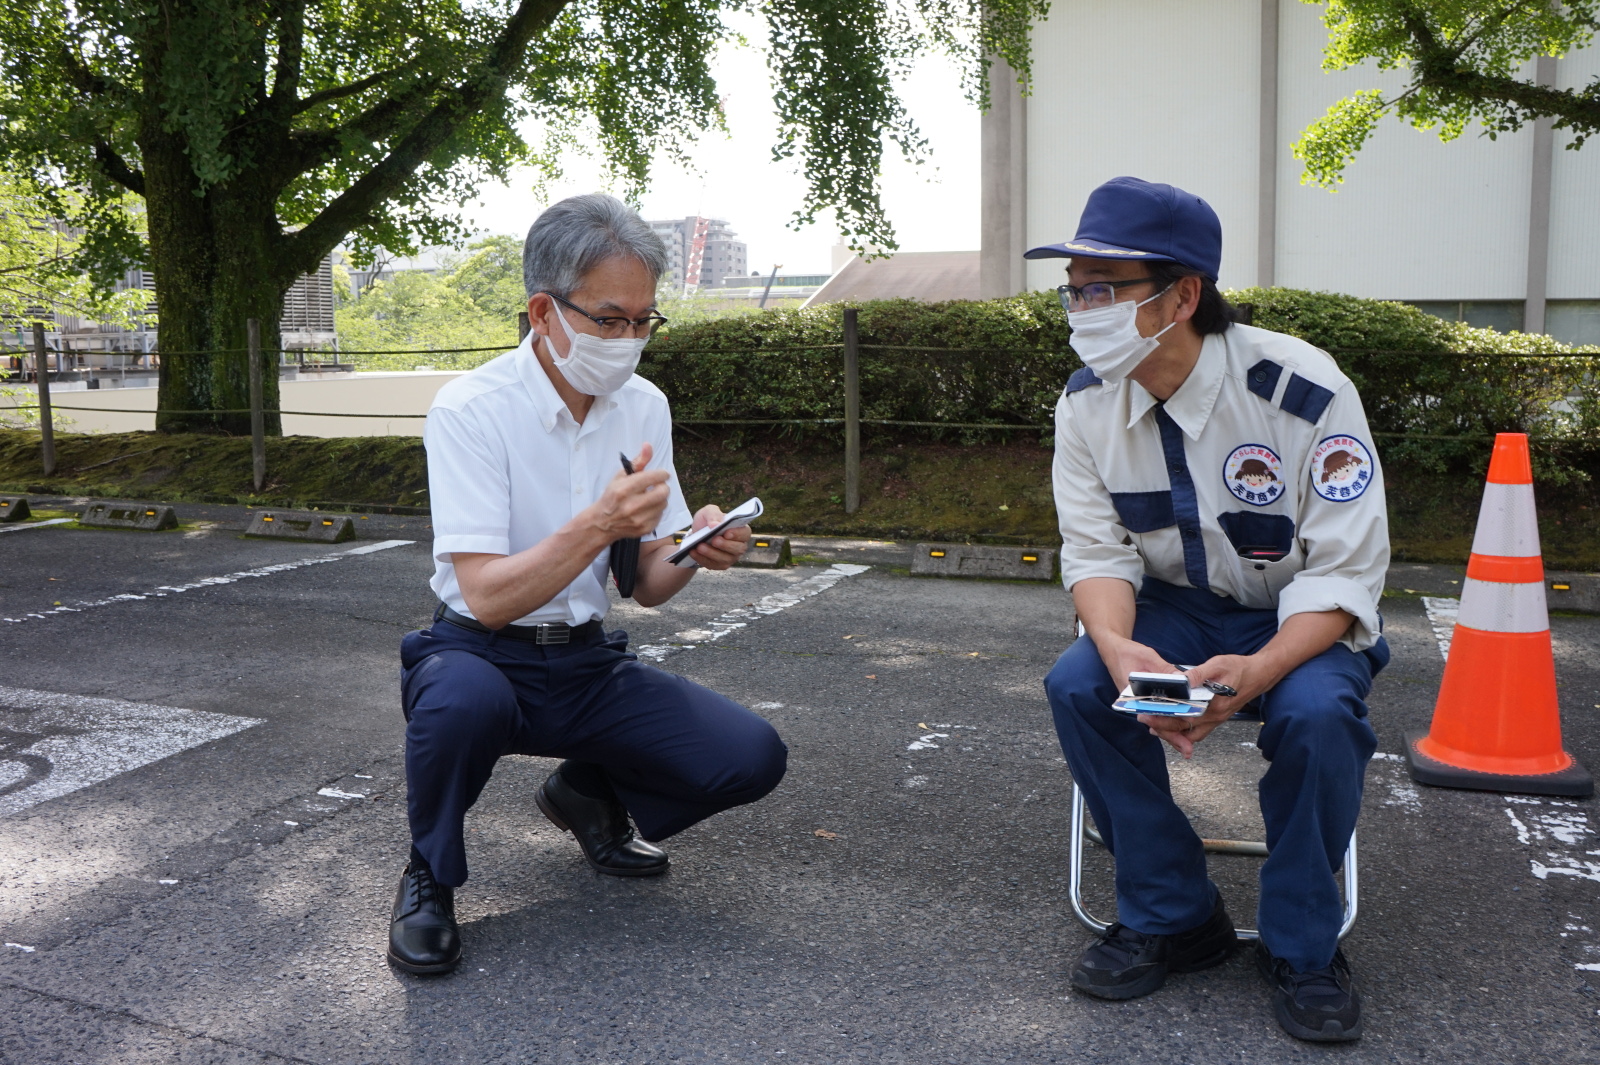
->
[290,65,410,116]
[269,1,308,110]
[282,0,568,276]
[277,78,443,187]
[94,140,146,196]
[1417,62,1600,130]
[58,45,129,99]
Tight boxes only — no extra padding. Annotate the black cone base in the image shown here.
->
[1404,731,1593,799]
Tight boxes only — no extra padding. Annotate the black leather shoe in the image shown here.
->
[387,858,461,974]
[1256,942,1362,1042]
[536,766,669,877]
[1070,892,1236,1000]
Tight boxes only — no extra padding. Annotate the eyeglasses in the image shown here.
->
[545,291,669,339]
[1057,277,1162,313]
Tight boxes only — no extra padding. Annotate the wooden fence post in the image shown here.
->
[518,311,531,341]
[248,318,266,492]
[32,322,55,476]
[843,307,860,514]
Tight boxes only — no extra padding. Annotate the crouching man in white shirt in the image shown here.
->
[388,194,786,975]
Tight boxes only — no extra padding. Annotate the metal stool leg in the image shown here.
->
[1067,783,1358,942]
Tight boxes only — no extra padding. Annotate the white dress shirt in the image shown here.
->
[424,332,693,626]
[1053,323,1389,651]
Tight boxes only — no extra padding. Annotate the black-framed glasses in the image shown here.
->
[545,291,668,339]
[1057,277,1162,313]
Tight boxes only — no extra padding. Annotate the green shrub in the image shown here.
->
[642,292,1075,440]
[1234,287,1600,484]
[642,287,1600,482]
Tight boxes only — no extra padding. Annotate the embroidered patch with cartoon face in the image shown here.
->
[1310,435,1374,502]
[1223,444,1285,506]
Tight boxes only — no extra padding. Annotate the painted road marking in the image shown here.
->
[1413,599,1600,969]
[0,518,73,536]
[1501,795,1600,971]
[1421,596,1459,661]
[1,538,415,625]
[635,563,871,662]
[0,686,261,818]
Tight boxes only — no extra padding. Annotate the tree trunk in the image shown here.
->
[142,123,288,435]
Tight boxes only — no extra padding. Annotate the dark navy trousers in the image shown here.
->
[1044,579,1387,972]
[401,621,788,887]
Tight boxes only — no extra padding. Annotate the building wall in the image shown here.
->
[646,217,747,289]
[1016,0,1600,343]
[1272,2,1535,301]
[1549,42,1600,331]
[1024,0,1262,294]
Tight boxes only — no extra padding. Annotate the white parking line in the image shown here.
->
[0,686,261,818]
[1421,596,1459,661]
[1,539,415,624]
[635,563,871,662]
[0,518,73,535]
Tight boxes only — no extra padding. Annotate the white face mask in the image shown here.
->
[543,302,648,396]
[1066,286,1176,382]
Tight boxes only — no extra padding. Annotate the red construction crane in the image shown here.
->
[683,216,710,294]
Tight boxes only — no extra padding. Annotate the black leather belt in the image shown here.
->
[433,603,603,645]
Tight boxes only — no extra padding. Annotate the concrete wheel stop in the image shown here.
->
[911,543,1058,581]
[78,502,179,531]
[246,509,356,543]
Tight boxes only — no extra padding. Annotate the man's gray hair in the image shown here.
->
[522,194,668,299]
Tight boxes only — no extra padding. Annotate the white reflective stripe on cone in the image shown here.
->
[1469,481,1541,559]
[1455,576,1550,633]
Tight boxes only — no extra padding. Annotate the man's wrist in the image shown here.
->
[569,506,619,553]
[1244,649,1289,693]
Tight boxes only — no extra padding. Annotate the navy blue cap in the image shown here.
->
[1025,176,1222,281]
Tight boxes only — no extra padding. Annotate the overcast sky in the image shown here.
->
[461,15,983,275]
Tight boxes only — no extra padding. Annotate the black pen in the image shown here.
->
[1178,666,1237,698]
[619,452,634,476]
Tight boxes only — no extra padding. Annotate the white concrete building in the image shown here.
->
[981,0,1600,344]
[646,217,748,290]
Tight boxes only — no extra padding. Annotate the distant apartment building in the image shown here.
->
[646,217,748,290]
[5,256,337,362]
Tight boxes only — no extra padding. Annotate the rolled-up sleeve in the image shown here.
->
[1277,384,1390,650]
[424,405,512,563]
[1055,392,1145,592]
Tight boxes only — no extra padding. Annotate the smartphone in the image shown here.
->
[1128,671,1192,700]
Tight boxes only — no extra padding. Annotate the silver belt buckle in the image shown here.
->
[534,623,570,646]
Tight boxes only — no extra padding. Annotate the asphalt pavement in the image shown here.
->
[1,516,1598,1063]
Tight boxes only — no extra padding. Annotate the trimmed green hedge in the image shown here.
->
[641,287,1600,483]
[642,291,1073,434]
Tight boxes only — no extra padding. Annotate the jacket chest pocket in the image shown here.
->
[1111,491,1176,533]
[1219,511,1299,599]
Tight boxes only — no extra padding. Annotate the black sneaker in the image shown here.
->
[1070,893,1236,1000]
[1256,942,1362,1042]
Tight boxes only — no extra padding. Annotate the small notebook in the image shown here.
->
[1112,684,1213,717]
[666,497,764,568]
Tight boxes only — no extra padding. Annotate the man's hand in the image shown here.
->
[685,504,749,570]
[589,442,670,541]
[1139,654,1276,759]
[1096,634,1179,694]
[1137,610,1355,758]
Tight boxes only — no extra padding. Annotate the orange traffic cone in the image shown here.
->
[1405,433,1593,797]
